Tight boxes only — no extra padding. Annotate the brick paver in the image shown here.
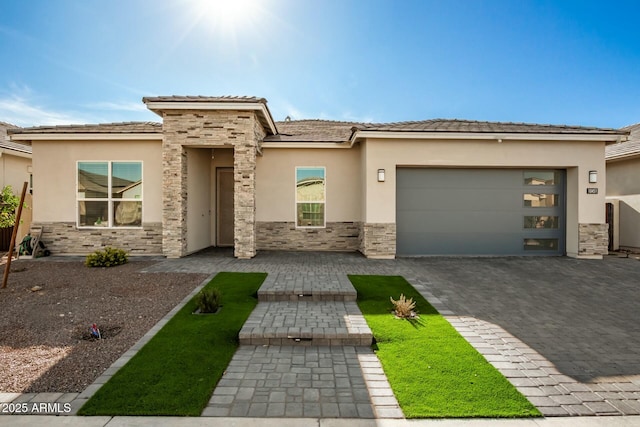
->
[202,346,401,418]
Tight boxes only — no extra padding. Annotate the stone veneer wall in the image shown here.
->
[32,222,162,255]
[360,223,396,258]
[256,222,360,251]
[161,110,264,259]
[578,223,609,257]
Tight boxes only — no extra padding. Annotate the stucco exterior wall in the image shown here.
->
[28,139,162,254]
[186,147,212,253]
[607,157,640,196]
[362,138,607,258]
[1,153,31,192]
[255,147,361,222]
[32,139,163,223]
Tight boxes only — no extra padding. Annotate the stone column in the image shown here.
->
[578,223,608,258]
[233,141,257,259]
[162,135,188,258]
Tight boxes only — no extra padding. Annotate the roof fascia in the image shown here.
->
[144,101,278,136]
[262,142,352,149]
[606,152,640,162]
[350,130,626,146]
[0,148,32,159]
[10,133,161,141]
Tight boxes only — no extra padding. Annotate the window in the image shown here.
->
[524,216,559,229]
[524,238,559,251]
[523,171,561,186]
[296,167,325,227]
[523,194,559,207]
[77,161,142,228]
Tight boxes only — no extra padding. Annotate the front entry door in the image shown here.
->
[217,168,234,247]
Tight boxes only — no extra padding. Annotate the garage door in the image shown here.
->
[396,168,565,256]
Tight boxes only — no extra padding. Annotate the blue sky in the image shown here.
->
[1,0,639,128]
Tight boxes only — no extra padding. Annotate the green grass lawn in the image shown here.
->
[349,275,541,418]
[78,272,267,416]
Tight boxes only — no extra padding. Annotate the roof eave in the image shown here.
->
[350,130,627,145]
[10,133,162,141]
[143,100,278,136]
[0,148,32,158]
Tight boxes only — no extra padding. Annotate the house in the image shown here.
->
[605,123,640,252]
[7,96,627,259]
[0,121,32,247]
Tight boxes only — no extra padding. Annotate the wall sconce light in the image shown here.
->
[588,170,597,184]
[377,169,385,182]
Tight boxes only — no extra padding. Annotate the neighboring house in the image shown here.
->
[605,123,640,251]
[0,121,32,246]
[8,96,627,259]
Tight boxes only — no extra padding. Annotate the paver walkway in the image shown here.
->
[203,271,402,418]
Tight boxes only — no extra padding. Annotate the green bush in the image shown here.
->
[0,185,21,228]
[85,247,128,267]
[195,288,222,313]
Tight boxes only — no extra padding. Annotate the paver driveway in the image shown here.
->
[403,256,640,383]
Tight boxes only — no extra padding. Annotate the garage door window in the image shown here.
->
[524,238,559,251]
[524,171,561,186]
[523,194,559,207]
[524,216,559,229]
[295,167,325,228]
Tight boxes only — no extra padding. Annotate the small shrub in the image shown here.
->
[196,288,222,313]
[85,247,128,267]
[390,293,417,318]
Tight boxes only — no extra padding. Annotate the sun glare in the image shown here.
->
[190,0,262,34]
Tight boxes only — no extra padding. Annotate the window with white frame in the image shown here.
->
[77,161,142,228]
[295,167,325,228]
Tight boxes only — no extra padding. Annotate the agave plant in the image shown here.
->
[390,293,417,318]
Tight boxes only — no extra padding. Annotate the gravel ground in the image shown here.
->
[0,258,208,393]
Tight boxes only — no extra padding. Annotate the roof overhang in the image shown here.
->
[10,133,161,141]
[350,130,627,147]
[606,152,640,162]
[0,148,32,158]
[144,100,278,136]
[262,141,352,149]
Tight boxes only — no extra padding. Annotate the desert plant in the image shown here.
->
[390,293,417,318]
[196,288,222,313]
[85,247,128,267]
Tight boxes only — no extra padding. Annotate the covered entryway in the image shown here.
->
[216,167,234,246]
[396,168,565,256]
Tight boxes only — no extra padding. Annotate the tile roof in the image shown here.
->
[142,95,266,104]
[359,119,624,135]
[0,121,32,154]
[8,121,162,135]
[266,120,359,142]
[606,123,640,160]
[265,118,625,143]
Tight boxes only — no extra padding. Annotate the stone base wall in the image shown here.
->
[361,223,396,258]
[32,222,163,255]
[578,223,608,257]
[256,222,360,251]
